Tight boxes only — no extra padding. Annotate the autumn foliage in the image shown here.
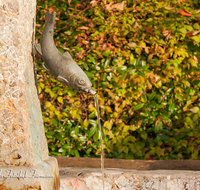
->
[36,0,200,159]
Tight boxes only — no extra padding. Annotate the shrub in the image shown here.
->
[36,0,200,159]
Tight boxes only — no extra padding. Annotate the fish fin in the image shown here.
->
[43,64,50,72]
[57,75,69,85]
[63,51,74,60]
[32,43,42,56]
[45,11,56,25]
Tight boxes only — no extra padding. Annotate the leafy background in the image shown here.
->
[35,0,200,160]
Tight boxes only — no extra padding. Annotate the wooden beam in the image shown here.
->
[55,157,200,171]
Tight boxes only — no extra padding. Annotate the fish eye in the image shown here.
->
[78,77,86,85]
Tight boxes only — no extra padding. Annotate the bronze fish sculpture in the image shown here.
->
[33,11,96,95]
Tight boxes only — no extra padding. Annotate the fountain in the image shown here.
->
[33,11,105,190]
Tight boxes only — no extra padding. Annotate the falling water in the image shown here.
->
[94,94,105,190]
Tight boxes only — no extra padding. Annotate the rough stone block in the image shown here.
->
[60,178,87,190]
[0,0,60,189]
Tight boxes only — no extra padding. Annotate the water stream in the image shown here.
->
[94,94,105,190]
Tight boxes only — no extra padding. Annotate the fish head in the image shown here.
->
[57,73,96,95]
[72,74,96,95]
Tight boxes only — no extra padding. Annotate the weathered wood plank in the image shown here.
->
[55,157,200,171]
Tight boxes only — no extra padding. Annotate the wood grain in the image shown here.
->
[55,157,200,171]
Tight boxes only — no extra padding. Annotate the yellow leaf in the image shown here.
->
[57,113,62,120]
[145,47,149,54]
[74,101,80,106]
[55,110,60,115]
[190,107,199,113]
[50,105,55,111]
[45,101,51,107]
[57,96,63,104]
[135,47,141,55]
[105,106,112,113]
[83,120,89,128]
[139,41,146,47]
[62,112,68,117]
[104,121,112,130]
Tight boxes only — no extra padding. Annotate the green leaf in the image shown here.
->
[46,131,54,138]
[165,88,173,94]
[52,87,61,91]
[118,145,124,154]
[192,36,200,42]
[136,149,142,157]
[186,88,190,96]
[58,48,64,54]
[147,18,153,22]
[53,119,57,127]
[55,133,63,141]
[169,103,175,112]
[117,66,127,71]
[88,126,97,137]
[155,120,163,131]
[176,94,183,101]
[88,55,96,64]
[75,125,79,136]
[123,146,129,154]
[133,103,145,111]
[184,25,193,31]
[102,50,112,56]
[160,116,171,122]
[149,101,159,108]
[74,150,80,157]
[84,71,93,78]
[192,80,200,86]
[124,136,136,144]
[179,28,187,34]
[63,144,70,149]
[141,131,147,140]
[86,148,92,154]
[147,92,156,101]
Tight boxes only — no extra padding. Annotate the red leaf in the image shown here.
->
[196,17,200,21]
[144,26,153,34]
[178,9,192,16]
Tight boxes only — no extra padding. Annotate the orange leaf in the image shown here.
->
[90,0,98,7]
[48,7,57,13]
[178,9,192,16]
[39,94,43,99]
[76,3,85,9]
[35,24,41,28]
[106,1,124,11]
[76,26,89,30]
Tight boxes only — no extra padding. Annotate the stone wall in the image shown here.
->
[0,0,48,167]
[60,167,200,190]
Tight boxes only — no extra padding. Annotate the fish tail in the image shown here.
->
[45,11,56,25]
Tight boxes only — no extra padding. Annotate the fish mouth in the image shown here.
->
[88,88,96,95]
[83,88,96,95]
